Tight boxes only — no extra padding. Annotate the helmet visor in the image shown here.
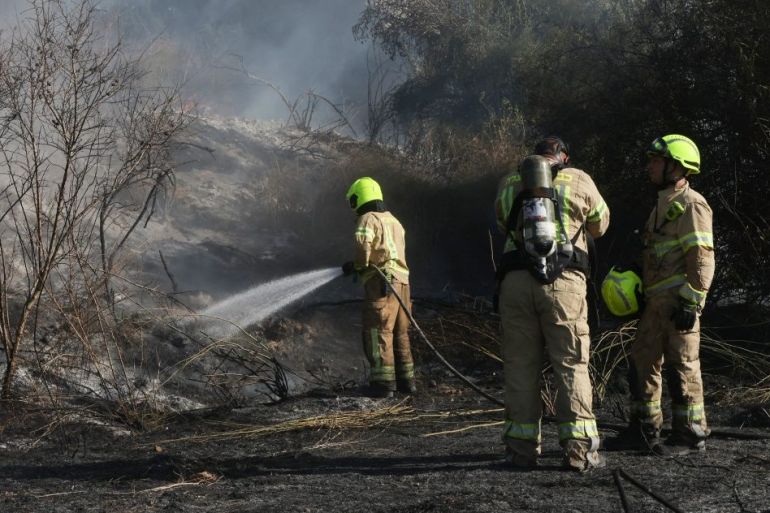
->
[647,137,668,157]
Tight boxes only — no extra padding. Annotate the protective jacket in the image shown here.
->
[353,211,409,285]
[642,182,715,305]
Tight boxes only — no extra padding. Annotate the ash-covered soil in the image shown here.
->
[2,299,770,513]
[2,383,770,513]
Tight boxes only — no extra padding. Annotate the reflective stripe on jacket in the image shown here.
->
[494,167,610,254]
[642,182,715,305]
[353,211,409,284]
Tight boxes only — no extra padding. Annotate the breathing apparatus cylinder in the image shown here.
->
[519,156,559,275]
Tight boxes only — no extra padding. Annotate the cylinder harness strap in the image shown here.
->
[497,186,590,284]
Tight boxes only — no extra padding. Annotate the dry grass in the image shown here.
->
[157,403,502,445]
[716,375,770,408]
[700,330,770,379]
[158,402,416,444]
[589,321,638,401]
[414,301,770,409]
[161,316,291,405]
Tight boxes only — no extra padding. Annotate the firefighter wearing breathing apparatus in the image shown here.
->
[604,134,715,456]
[494,137,610,471]
[342,177,415,399]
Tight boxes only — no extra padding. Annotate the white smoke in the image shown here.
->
[106,0,373,126]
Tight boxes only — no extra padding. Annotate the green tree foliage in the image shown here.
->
[355,0,532,126]
[357,0,770,305]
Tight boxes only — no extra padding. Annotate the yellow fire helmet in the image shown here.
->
[601,266,643,317]
[646,134,701,175]
[346,177,383,210]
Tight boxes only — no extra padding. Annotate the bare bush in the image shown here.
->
[217,54,358,158]
[170,328,291,406]
[364,45,399,144]
[0,0,190,401]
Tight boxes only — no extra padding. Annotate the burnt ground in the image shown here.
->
[2,386,770,512]
[1,301,770,513]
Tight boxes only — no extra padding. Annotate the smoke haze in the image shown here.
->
[107,0,375,127]
[0,0,32,27]
[2,0,404,133]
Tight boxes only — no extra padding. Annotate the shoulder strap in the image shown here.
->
[551,187,572,244]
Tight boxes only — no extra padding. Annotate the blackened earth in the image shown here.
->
[1,385,769,513]
[1,300,769,513]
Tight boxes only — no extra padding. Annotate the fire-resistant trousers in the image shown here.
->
[629,292,708,440]
[499,269,600,467]
[362,277,414,390]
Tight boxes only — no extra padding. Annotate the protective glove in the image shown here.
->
[671,301,698,331]
[341,261,355,276]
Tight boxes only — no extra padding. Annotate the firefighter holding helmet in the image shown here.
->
[604,134,715,455]
[342,177,415,399]
[494,137,610,471]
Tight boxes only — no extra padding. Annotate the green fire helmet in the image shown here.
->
[601,266,643,317]
[346,177,383,210]
[646,134,701,175]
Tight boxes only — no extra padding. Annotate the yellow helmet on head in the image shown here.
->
[346,177,383,210]
[646,134,701,175]
[601,266,643,317]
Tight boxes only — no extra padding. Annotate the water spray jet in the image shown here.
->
[191,267,342,339]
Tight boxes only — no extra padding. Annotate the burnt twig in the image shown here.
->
[613,469,631,513]
[159,250,178,293]
[618,469,685,513]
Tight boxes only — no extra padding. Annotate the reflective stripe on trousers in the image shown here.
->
[503,419,541,442]
[557,419,599,441]
[633,400,663,420]
[362,279,413,386]
[673,402,705,422]
[396,362,414,381]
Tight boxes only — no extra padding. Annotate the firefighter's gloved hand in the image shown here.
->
[671,301,698,331]
[341,261,355,276]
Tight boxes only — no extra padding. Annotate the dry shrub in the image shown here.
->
[168,325,291,407]
[589,320,770,407]
[589,321,638,401]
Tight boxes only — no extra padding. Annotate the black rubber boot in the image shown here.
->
[369,382,395,399]
[397,379,417,394]
[652,432,706,457]
[504,447,538,470]
[603,423,661,452]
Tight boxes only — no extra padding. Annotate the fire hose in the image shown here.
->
[373,267,505,407]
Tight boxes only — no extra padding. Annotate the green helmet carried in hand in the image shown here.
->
[346,177,383,210]
[601,266,643,317]
[646,134,701,175]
